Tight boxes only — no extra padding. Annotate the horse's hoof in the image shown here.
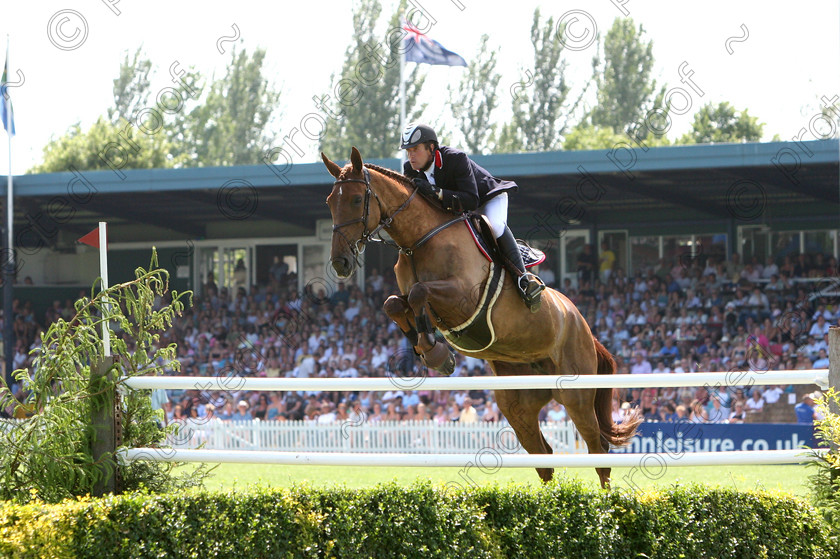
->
[440,351,456,376]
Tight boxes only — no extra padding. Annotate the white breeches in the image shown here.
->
[478,193,508,239]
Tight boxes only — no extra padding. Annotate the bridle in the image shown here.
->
[331,167,418,267]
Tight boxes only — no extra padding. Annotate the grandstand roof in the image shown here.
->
[9,140,839,247]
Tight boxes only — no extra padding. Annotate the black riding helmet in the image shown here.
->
[400,122,437,149]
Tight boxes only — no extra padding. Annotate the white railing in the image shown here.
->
[123,369,830,392]
[164,418,584,454]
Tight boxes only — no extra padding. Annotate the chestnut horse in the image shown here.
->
[322,147,640,487]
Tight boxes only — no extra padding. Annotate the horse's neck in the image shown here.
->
[373,176,450,249]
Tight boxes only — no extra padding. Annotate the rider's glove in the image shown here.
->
[413,177,442,201]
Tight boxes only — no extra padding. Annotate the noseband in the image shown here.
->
[331,167,418,266]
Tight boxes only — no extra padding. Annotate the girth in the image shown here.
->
[438,261,505,353]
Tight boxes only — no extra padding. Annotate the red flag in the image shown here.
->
[78,226,101,248]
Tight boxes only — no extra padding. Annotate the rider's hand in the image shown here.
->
[413,177,441,201]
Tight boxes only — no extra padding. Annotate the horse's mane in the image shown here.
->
[363,163,414,190]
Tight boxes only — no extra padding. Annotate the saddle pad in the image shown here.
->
[464,219,546,269]
[439,261,504,353]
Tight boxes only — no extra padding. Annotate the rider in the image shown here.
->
[400,122,545,312]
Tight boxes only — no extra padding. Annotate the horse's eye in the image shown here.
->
[351,195,363,206]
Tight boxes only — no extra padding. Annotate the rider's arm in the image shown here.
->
[438,151,479,213]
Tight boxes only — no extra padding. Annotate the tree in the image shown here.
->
[497,9,585,152]
[32,45,279,172]
[562,124,627,150]
[31,117,182,173]
[108,48,153,125]
[447,34,501,155]
[679,102,764,144]
[184,46,281,166]
[319,0,425,159]
[590,18,664,135]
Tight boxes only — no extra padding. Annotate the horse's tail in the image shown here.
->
[593,337,641,448]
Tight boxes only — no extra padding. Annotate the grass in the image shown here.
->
[182,462,815,498]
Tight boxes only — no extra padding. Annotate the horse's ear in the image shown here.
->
[321,152,341,179]
[350,146,363,173]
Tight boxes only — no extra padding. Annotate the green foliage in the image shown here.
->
[0,252,209,504]
[30,117,183,174]
[319,0,426,159]
[590,18,665,136]
[183,46,282,166]
[808,388,840,528]
[563,123,627,151]
[679,101,764,144]
[1,482,836,558]
[497,9,585,152]
[447,35,502,155]
[108,48,153,125]
[32,45,279,172]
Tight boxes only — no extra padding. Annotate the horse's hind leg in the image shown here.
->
[492,362,554,482]
[554,387,611,488]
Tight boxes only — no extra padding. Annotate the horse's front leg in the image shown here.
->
[383,295,418,346]
[407,282,456,376]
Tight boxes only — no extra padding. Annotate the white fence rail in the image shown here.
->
[123,369,830,392]
[164,419,583,454]
[122,448,824,468]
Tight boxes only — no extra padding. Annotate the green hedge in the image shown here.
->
[1,481,837,559]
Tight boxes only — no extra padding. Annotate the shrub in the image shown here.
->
[0,251,210,504]
[808,388,840,528]
[0,482,836,559]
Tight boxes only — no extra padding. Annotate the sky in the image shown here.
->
[1,0,839,174]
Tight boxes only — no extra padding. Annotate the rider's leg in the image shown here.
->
[480,193,545,313]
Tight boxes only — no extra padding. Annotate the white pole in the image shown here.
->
[123,369,831,393]
[99,221,110,357]
[5,36,12,294]
[122,448,826,468]
[399,21,408,168]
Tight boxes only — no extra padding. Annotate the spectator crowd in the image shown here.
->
[3,248,837,428]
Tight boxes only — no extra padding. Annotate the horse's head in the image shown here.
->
[322,147,382,279]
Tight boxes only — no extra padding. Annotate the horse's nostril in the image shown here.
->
[331,256,351,277]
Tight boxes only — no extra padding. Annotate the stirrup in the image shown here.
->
[518,273,545,313]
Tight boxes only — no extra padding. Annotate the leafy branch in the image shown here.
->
[0,251,209,503]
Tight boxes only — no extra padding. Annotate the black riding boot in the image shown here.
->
[497,226,545,313]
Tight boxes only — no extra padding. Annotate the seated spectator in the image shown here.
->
[761,256,779,279]
[706,398,727,423]
[231,400,252,421]
[762,385,784,405]
[689,399,708,423]
[546,401,567,422]
[813,348,830,369]
[809,315,831,338]
[457,399,477,423]
[433,404,449,424]
[216,401,234,421]
[644,402,660,422]
[482,401,500,422]
[745,390,764,413]
[658,337,680,361]
[728,402,747,423]
[415,402,431,421]
[630,352,652,375]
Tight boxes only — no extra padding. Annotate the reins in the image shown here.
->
[331,166,467,330]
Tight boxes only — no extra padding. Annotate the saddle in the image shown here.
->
[465,213,545,268]
[437,215,546,353]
